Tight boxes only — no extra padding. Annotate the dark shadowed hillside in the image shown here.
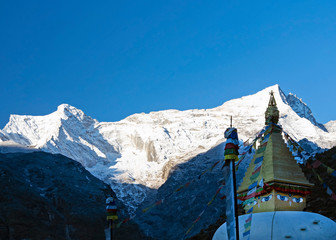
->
[303,147,336,221]
[0,151,148,240]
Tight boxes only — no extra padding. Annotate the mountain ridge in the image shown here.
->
[1,84,335,214]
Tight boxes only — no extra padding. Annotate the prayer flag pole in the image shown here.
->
[106,197,118,240]
[224,117,240,240]
[232,154,240,240]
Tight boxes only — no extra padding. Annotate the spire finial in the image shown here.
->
[268,90,277,107]
[265,91,279,125]
[230,116,233,128]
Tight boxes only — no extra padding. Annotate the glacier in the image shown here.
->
[1,84,335,214]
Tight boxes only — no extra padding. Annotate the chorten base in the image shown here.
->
[212,211,336,240]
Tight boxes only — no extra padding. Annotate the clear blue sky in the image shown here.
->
[1,1,336,128]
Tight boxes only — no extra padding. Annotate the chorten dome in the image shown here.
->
[213,211,336,240]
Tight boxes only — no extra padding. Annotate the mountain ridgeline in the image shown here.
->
[1,84,335,239]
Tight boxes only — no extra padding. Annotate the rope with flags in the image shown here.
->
[240,124,272,239]
[115,156,228,229]
[113,136,256,230]
[142,159,223,214]
[307,160,336,177]
[183,124,266,239]
[181,127,268,239]
[280,125,336,200]
[141,136,260,217]
[308,165,336,201]
[182,182,226,239]
[282,130,312,164]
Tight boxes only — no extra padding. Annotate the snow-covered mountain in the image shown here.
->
[325,120,336,133]
[1,84,335,213]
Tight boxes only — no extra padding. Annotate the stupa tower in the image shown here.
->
[237,91,313,213]
[214,90,336,240]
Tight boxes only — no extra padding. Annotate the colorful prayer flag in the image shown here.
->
[254,156,264,164]
[250,172,260,181]
[247,187,257,196]
[327,187,333,196]
[331,193,336,201]
[243,230,251,237]
[248,181,258,190]
[254,161,263,171]
[312,160,322,168]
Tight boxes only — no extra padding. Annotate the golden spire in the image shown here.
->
[237,92,313,214]
[265,91,279,125]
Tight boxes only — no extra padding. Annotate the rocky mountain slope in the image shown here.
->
[0,144,151,240]
[0,150,113,239]
[1,85,335,215]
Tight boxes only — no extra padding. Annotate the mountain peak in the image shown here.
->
[56,104,86,119]
[256,84,287,103]
[57,103,73,112]
[259,84,280,93]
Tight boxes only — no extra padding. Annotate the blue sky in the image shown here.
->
[1,1,336,128]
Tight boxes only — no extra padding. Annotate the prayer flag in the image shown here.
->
[244,221,251,229]
[248,181,258,190]
[259,178,264,188]
[243,230,251,237]
[331,193,336,201]
[312,160,322,168]
[243,198,255,206]
[254,161,263,171]
[327,187,333,196]
[254,156,264,164]
[250,171,260,181]
[247,187,257,196]
[252,166,261,175]
[327,167,334,175]
[245,215,252,223]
